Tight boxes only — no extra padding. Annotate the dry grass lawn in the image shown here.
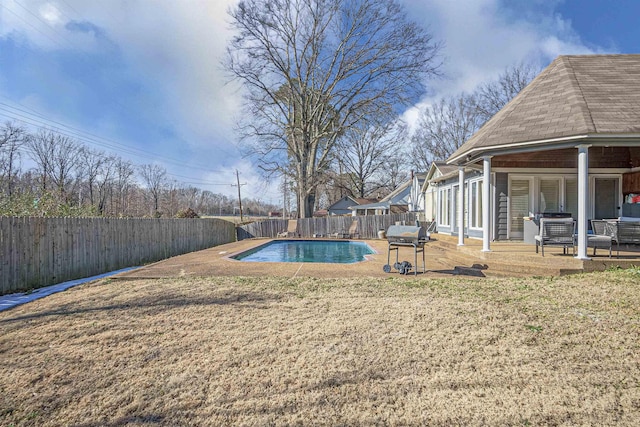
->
[1,270,639,426]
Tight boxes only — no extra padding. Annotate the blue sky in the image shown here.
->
[0,0,637,201]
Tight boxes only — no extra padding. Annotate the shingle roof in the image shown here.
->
[434,162,458,176]
[448,54,640,164]
[354,198,378,205]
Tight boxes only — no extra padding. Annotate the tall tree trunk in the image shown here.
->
[297,190,315,218]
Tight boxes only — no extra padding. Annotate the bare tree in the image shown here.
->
[379,150,410,195]
[336,120,406,198]
[138,164,167,216]
[110,158,135,216]
[27,129,82,203]
[198,190,216,215]
[226,0,440,217]
[163,179,182,217]
[474,60,540,124]
[93,154,120,215]
[410,93,483,170]
[78,147,106,209]
[0,122,27,197]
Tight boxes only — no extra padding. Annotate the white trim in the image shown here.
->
[590,175,623,218]
[507,176,534,239]
[537,176,562,213]
[438,186,452,227]
[491,172,496,243]
[576,145,590,260]
[458,167,465,246]
[503,172,623,218]
[452,184,459,230]
[482,156,492,251]
[448,135,588,164]
[492,167,629,174]
[468,177,483,231]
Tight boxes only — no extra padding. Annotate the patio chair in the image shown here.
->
[347,220,360,239]
[329,225,348,239]
[277,220,298,238]
[610,221,640,258]
[588,220,612,257]
[329,219,359,239]
[534,218,576,256]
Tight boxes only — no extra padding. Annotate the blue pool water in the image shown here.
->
[232,240,375,264]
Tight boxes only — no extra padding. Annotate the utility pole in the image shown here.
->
[232,169,247,222]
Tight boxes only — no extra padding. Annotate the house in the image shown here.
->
[350,172,427,215]
[327,196,378,216]
[421,162,458,222]
[432,54,640,259]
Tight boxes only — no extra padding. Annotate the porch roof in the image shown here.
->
[349,201,390,211]
[448,54,640,165]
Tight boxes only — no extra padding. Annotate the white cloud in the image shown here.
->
[38,2,62,25]
[401,0,601,98]
[77,0,242,149]
[1,0,621,200]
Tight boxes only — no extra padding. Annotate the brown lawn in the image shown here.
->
[1,270,639,426]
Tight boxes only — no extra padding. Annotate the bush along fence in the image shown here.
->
[236,213,419,240]
[0,217,237,294]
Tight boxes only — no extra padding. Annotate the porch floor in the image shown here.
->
[436,233,640,276]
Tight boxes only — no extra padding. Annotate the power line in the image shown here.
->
[0,2,66,50]
[0,2,237,165]
[0,2,247,184]
[0,103,229,173]
[13,0,85,52]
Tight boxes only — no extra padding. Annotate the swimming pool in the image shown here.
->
[232,240,376,264]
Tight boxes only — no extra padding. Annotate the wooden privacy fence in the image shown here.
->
[237,219,289,240]
[0,217,236,294]
[237,213,419,240]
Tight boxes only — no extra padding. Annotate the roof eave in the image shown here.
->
[447,133,640,166]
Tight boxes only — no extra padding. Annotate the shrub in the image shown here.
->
[176,208,200,218]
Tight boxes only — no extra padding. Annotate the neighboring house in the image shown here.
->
[327,196,378,216]
[350,172,427,215]
[433,54,640,259]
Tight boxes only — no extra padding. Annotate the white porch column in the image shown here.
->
[458,166,465,246]
[576,144,590,260]
[482,156,492,252]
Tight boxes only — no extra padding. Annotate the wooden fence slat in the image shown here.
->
[0,217,237,294]
[236,213,419,240]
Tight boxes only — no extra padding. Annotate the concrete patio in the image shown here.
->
[112,234,640,281]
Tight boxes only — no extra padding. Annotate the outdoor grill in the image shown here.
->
[384,225,429,275]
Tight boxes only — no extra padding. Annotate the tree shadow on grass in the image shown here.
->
[72,414,166,427]
[0,291,282,324]
[430,263,488,277]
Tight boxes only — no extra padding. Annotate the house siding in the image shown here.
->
[495,172,508,240]
[328,197,356,216]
